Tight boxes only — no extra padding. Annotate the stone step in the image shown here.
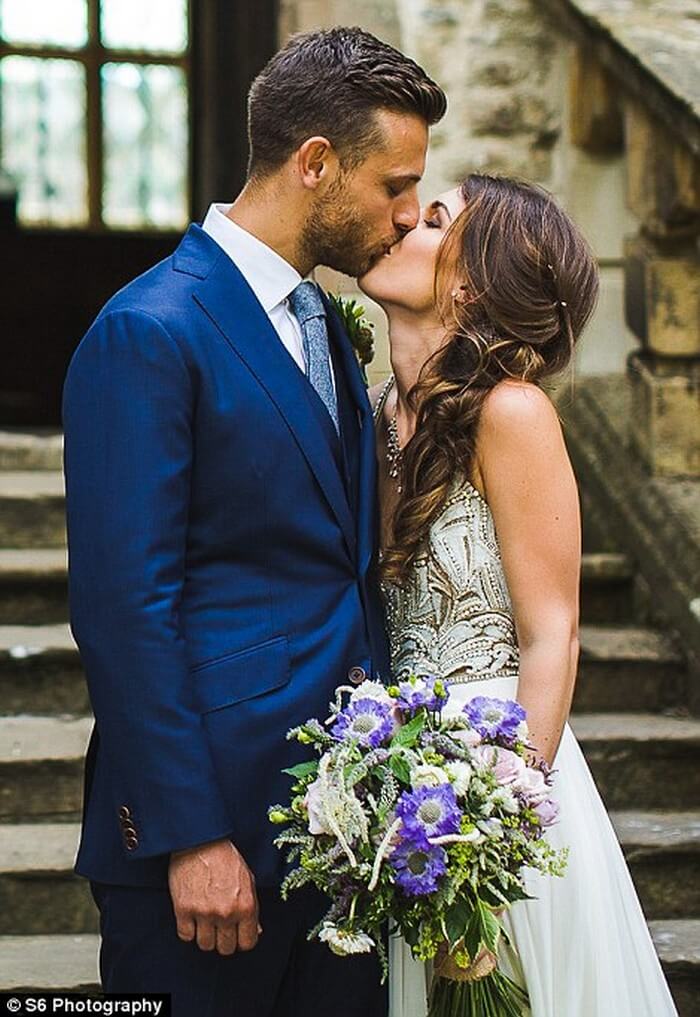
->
[0,551,645,630]
[651,920,700,1017]
[571,713,700,810]
[0,824,97,935]
[580,552,636,624]
[1,811,696,938]
[0,934,99,992]
[0,926,694,1011]
[0,550,69,624]
[1,621,684,718]
[610,811,700,919]
[0,625,89,715]
[0,429,63,471]
[0,715,92,822]
[575,624,686,712]
[0,472,66,547]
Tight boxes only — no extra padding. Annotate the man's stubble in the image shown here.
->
[299,173,389,278]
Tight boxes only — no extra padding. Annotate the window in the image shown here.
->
[0,0,190,230]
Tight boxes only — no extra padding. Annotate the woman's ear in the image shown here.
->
[451,284,469,306]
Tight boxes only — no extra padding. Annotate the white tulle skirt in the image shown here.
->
[388,675,679,1017]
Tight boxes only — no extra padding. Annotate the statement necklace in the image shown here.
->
[386,407,404,493]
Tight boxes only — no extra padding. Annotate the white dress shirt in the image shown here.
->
[201,202,335,390]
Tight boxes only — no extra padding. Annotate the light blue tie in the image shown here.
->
[289,281,339,434]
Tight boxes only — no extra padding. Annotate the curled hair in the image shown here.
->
[382,174,599,583]
[247,26,446,176]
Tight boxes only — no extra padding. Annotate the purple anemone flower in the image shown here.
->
[396,673,449,714]
[463,696,526,744]
[395,783,461,846]
[331,697,396,748]
[391,839,448,896]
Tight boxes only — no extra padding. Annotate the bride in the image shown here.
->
[358,173,678,1017]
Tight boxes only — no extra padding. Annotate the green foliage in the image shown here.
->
[328,294,375,384]
[389,753,412,785]
[445,898,473,949]
[391,712,426,748]
[281,760,319,779]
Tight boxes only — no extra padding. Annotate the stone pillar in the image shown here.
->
[559,44,638,376]
[622,100,700,476]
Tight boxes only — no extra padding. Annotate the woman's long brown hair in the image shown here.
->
[381,174,600,584]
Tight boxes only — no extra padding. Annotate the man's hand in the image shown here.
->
[168,838,261,955]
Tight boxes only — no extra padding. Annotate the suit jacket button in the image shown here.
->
[348,666,366,685]
[124,835,138,850]
[123,823,137,836]
[119,806,131,820]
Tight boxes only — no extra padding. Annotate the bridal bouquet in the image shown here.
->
[269,675,568,1017]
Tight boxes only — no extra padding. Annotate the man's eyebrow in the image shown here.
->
[387,173,422,185]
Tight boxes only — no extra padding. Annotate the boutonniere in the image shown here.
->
[328,294,375,386]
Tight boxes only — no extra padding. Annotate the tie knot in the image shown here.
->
[289,281,326,324]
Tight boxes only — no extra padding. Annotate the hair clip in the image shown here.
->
[559,300,568,308]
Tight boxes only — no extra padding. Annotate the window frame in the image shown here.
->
[0,0,192,232]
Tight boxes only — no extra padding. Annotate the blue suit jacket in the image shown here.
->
[63,225,391,887]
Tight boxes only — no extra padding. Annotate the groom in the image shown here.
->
[63,26,445,1017]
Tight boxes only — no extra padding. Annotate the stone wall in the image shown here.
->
[279,0,638,382]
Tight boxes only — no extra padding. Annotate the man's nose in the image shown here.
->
[394,194,420,234]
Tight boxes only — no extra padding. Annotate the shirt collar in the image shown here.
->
[201,202,302,313]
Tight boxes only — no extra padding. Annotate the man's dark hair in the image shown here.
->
[247,26,447,178]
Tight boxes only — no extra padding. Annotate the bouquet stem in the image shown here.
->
[428,971,530,1017]
[428,943,530,1017]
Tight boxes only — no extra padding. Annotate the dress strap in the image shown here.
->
[372,374,395,427]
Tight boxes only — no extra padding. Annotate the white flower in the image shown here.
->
[452,725,482,748]
[350,680,394,706]
[489,787,519,814]
[478,817,505,838]
[513,766,549,804]
[319,923,375,956]
[472,745,526,786]
[445,760,473,797]
[410,764,450,789]
[304,776,335,836]
[516,719,529,742]
[470,777,489,797]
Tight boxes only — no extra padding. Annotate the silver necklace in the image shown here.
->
[386,407,404,493]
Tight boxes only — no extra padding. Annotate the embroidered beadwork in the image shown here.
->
[373,378,520,687]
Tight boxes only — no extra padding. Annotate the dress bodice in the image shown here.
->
[375,377,520,686]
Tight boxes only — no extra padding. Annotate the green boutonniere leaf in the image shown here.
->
[328,294,375,386]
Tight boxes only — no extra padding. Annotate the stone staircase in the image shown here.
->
[0,429,698,1012]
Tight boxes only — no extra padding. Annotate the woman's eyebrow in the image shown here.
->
[429,200,452,220]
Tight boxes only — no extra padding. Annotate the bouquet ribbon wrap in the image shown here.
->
[433,941,498,982]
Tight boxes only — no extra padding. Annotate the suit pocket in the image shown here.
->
[192,635,291,714]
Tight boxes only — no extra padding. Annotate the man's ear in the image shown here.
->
[295,136,339,190]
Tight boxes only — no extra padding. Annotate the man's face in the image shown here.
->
[301,109,428,277]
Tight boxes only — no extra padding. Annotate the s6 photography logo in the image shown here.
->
[0,996,170,1015]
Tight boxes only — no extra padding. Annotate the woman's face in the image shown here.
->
[358,187,466,313]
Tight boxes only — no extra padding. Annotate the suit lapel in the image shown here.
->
[182,227,357,562]
[324,296,378,575]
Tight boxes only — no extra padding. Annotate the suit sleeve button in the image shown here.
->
[118,806,132,820]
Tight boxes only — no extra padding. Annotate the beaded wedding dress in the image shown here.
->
[374,379,678,1017]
